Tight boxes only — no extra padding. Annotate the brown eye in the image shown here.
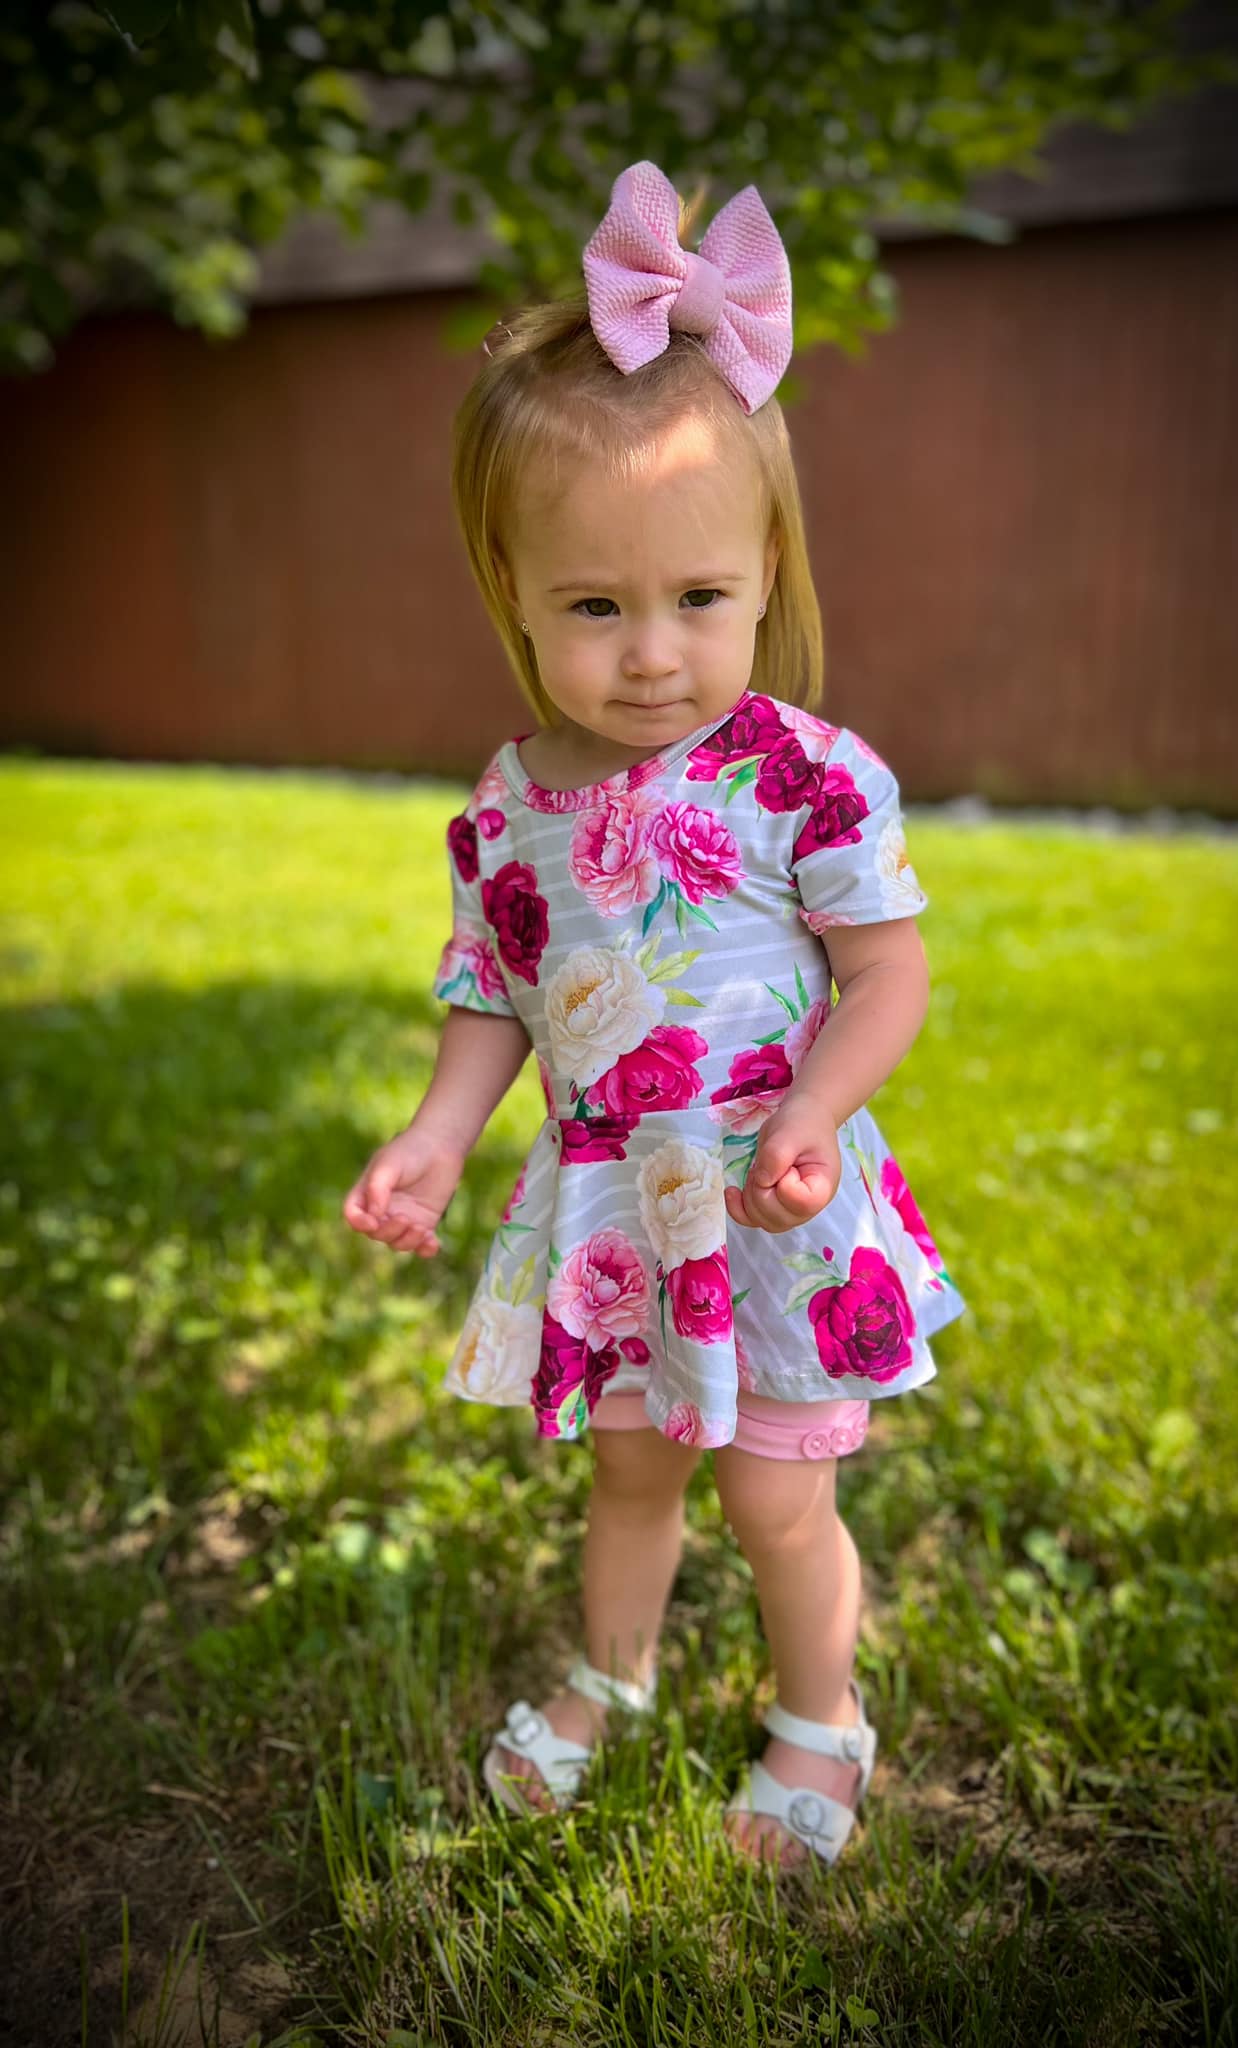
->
[683,589,721,609]
[574,598,617,618]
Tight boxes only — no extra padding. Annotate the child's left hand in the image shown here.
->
[723,1100,842,1234]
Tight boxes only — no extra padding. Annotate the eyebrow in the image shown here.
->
[547,572,750,593]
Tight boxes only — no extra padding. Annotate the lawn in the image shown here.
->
[1,758,1234,2048]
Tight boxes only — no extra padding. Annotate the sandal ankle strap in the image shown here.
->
[763,1680,874,1771]
[565,1655,657,1715]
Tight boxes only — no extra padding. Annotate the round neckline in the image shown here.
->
[499,691,754,811]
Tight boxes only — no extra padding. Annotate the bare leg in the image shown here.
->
[492,1424,701,1809]
[713,1444,864,1867]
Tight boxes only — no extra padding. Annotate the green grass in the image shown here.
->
[1,758,1235,2048]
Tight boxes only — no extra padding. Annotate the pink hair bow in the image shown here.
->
[582,160,793,416]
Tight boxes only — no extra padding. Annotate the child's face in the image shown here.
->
[498,413,778,760]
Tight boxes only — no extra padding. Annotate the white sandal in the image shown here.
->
[724,1678,877,1867]
[481,1655,658,1815]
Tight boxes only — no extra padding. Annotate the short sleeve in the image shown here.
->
[789,725,929,932]
[430,798,520,1018]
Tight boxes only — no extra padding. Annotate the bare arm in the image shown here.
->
[787,918,930,1126]
[412,1005,533,1157]
[343,1005,532,1257]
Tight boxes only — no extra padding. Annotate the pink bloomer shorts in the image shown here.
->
[590,1389,870,1463]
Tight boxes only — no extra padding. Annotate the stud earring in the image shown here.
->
[520,621,530,635]
[757,602,767,618]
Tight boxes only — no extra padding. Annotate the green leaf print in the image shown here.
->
[732,1287,751,1308]
[764,981,800,1023]
[547,1243,562,1277]
[720,756,761,804]
[510,1255,538,1308]
[641,878,671,937]
[664,988,706,1007]
[647,948,703,983]
[794,960,811,1011]
[557,1385,587,1437]
[754,1028,788,1048]
[678,895,720,931]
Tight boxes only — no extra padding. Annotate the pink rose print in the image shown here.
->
[569,786,663,915]
[851,732,890,769]
[620,1335,652,1365]
[784,995,832,1075]
[792,766,870,862]
[481,860,549,985]
[685,692,783,779]
[663,1401,709,1444]
[709,1043,794,1136]
[755,735,822,814]
[800,907,859,934]
[500,1165,527,1224]
[808,1246,915,1385]
[559,1112,638,1163]
[547,1228,650,1351]
[586,1024,708,1119]
[648,803,743,905]
[735,1325,757,1392]
[880,1157,946,1275]
[777,706,843,762]
[435,930,507,1003]
[447,812,478,884]
[537,1054,556,1117]
[665,1249,734,1345]
[477,807,507,841]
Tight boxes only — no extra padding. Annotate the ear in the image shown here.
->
[494,549,520,614]
[762,529,781,608]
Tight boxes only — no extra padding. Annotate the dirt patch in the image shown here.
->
[0,1759,317,2048]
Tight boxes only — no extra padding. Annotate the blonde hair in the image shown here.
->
[450,294,824,726]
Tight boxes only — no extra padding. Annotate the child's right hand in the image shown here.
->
[341,1125,465,1258]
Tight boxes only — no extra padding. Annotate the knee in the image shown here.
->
[713,1447,837,1558]
[591,1427,700,1509]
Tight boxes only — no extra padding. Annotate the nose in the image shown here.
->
[620,623,683,682]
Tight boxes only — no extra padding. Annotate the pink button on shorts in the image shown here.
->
[590,1389,870,1461]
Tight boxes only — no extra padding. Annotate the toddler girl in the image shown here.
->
[343,161,966,1871]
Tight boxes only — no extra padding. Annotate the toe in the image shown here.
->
[495,1743,552,1811]
[723,1809,806,1870]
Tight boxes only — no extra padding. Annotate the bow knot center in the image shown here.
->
[668,251,726,336]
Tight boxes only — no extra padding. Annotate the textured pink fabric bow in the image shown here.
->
[582,160,793,416]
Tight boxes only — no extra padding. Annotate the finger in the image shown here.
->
[364,1164,398,1216]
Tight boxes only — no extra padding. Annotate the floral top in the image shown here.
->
[431,687,967,1450]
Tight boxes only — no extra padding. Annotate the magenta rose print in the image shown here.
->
[709,962,833,1184]
[585,1022,708,1119]
[880,1156,949,1285]
[476,807,507,841]
[779,1240,915,1385]
[791,766,869,863]
[642,802,743,936]
[548,936,710,1162]
[685,694,848,816]
[665,1247,734,1344]
[446,811,479,884]
[481,860,549,985]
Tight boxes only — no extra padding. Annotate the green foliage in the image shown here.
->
[1,0,1226,374]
